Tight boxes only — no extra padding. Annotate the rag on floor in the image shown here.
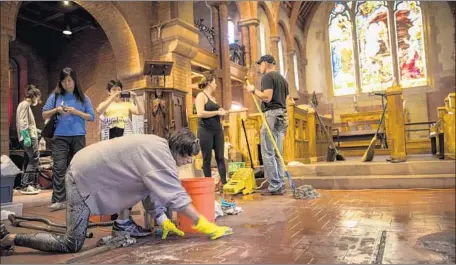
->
[215,199,243,220]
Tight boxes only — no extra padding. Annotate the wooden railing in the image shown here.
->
[188,103,333,167]
[436,92,455,159]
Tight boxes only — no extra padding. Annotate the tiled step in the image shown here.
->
[287,160,455,177]
[283,174,455,190]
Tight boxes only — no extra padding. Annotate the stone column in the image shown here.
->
[219,2,232,111]
[238,18,259,113]
[1,32,11,155]
[151,17,199,117]
[211,5,223,105]
[386,83,407,162]
[240,26,251,66]
[248,24,258,63]
[270,36,280,64]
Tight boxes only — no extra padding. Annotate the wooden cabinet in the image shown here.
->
[131,87,188,138]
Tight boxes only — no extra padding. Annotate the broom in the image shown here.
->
[309,92,345,161]
[245,78,297,194]
[361,102,388,162]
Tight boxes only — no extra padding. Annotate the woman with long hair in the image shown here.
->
[195,70,228,191]
[42,67,95,211]
[16,85,42,195]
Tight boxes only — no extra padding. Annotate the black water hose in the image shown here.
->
[8,215,115,238]
[10,215,114,228]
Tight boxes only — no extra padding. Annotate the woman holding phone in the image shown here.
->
[42,68,95,211]
[95,79,148,237]
[195,70,228,191]
[96,79,144,139]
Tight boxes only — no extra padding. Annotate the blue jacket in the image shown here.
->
[42,92,95,136]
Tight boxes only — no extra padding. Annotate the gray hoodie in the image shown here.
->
[69,134,192,215]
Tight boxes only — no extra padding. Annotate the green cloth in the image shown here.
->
[21,129,31,147]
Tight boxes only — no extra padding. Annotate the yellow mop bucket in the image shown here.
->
[223,168,256,195]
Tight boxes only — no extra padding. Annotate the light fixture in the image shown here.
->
[63,1,70,5]
[63,25,72,35]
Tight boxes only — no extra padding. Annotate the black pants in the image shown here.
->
[51,136,85,203]
[109,127,124,139]
[14,169,90,253]
[108,127,127,220]
[22,138,39,188]
[198,127,227,184]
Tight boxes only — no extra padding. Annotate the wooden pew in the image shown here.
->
[188,103,333,168]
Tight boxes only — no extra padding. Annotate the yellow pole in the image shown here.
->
[245,79,287,171]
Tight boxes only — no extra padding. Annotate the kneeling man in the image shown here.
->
[0,129,232,253]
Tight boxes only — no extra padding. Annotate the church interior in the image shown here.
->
[0,1,455,264]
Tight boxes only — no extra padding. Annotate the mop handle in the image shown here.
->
[246,79,287,170]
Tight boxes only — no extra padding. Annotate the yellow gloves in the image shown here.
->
[192,215,233,240]
[161,219,185,240]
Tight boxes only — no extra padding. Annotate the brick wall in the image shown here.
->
[47,27,117,146]
[194,2,213,52]
[9,40,49,135]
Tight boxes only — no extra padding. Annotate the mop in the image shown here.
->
[245,78,297,194]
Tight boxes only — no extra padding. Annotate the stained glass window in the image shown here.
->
[356,1,394,93]
[328,1,427,96]
[329,2,357,96]
[394,1,427,87]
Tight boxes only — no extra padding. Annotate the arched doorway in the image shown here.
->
[0,1,145,153]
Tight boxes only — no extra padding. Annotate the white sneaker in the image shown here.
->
[19,185,40,195]
[48,202,67,212]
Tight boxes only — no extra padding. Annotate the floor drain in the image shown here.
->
[374,230,387,264]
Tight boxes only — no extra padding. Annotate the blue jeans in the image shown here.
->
[260,108,288,192]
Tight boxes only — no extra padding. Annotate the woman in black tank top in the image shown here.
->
[195,71,228,191]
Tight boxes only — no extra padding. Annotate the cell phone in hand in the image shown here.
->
[61,101,68,112]
[120,91,131,99]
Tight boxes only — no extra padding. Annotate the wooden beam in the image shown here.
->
[17,14,63,33]
[43,12,64,22]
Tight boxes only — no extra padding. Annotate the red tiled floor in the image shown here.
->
[2,189,455,264]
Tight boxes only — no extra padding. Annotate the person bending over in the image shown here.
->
[0,129,232,253]
[96,79,149,237]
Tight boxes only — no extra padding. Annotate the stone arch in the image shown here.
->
[258,2,277,36]
[278,20,293,52]
[289,2,302,39]
[5,1,144,88]
[9,53,27,99]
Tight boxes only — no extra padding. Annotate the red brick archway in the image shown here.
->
[0,1,145,155]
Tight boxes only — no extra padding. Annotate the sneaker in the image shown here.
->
[261,186,285,196]
[0,222,14,254]
[19,185,40,195]
[48,202,67,212]
[112,218,152,238]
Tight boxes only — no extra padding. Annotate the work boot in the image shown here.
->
[112,218,152,238]
[0,222,14,255]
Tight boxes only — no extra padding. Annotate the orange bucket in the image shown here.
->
[177,178,215,234]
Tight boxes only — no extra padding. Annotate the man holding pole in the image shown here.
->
[245,55,293,196]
